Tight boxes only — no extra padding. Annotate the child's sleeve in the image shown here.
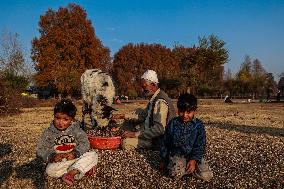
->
[36,129,56,163]
[189,121,206,162]
[74,126,90,156]
[159,119,173,162]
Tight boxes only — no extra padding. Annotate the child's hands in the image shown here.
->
[53,154,65,163]
[186,160,196,173]
[64,152,76,160]
[52,152,75,163]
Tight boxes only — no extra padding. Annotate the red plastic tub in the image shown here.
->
[88,135,121,150]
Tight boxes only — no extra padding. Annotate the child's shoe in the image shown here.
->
[62,173,75,185]
[85,166,96,176]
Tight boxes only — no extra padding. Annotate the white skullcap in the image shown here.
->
[141,70,159,84]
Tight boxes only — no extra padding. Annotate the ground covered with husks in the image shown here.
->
[0,100,283,189]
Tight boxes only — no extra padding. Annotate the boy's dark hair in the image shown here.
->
[54,99,77,118]
[177,93,197,112]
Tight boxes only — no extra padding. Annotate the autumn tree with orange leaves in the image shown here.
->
[112,43,179,98]
[31,4,110,96]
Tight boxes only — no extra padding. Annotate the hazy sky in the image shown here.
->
[1,0,283,80]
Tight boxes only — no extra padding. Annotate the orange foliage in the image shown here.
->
[31,4,110,96]
[112,43,179,97]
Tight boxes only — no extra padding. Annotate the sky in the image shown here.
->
[0,0,283,81]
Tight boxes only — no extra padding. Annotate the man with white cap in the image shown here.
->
[121,70,176,150]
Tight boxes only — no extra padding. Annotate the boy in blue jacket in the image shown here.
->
[160,93,213,181]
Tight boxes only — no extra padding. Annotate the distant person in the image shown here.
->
[114,96,121,104]
[36,99,98,186]
[160,93,213,181]
[224,95,232,103]
[124,95,129,101]
[276,90,281,102]
[266,88,271,102]
[121,69,176,150]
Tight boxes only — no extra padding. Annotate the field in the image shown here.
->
[0,99,283,189]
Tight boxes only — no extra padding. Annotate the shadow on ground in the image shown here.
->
[15,157,47,189]
[0,143,13,188]
[137,149,161,172]
[207,122,284,137]
[0,143,12,158]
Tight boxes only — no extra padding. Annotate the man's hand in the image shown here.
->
[186,160,197,173]
[121,131,137,138]
[160,161,166,172]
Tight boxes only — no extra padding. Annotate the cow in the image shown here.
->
[81,69,116,130]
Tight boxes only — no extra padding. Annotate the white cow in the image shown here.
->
[81,69,115,128]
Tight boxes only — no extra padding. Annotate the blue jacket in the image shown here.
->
[160,116,206,163]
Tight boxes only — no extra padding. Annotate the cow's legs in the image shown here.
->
[81,101,90,131]
[90,111,96,129]
[90,97,98,129]
[81,114,86,131]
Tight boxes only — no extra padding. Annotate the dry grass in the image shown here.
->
[0,100,283,188]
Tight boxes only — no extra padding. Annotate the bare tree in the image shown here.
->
[0,30,25,75]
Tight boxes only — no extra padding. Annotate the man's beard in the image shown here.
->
[143,89,153,97]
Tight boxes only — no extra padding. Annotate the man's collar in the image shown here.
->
[149,88,160,103]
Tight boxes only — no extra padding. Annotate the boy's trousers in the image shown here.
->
[168,156,213,181]
[46,151,98,179]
